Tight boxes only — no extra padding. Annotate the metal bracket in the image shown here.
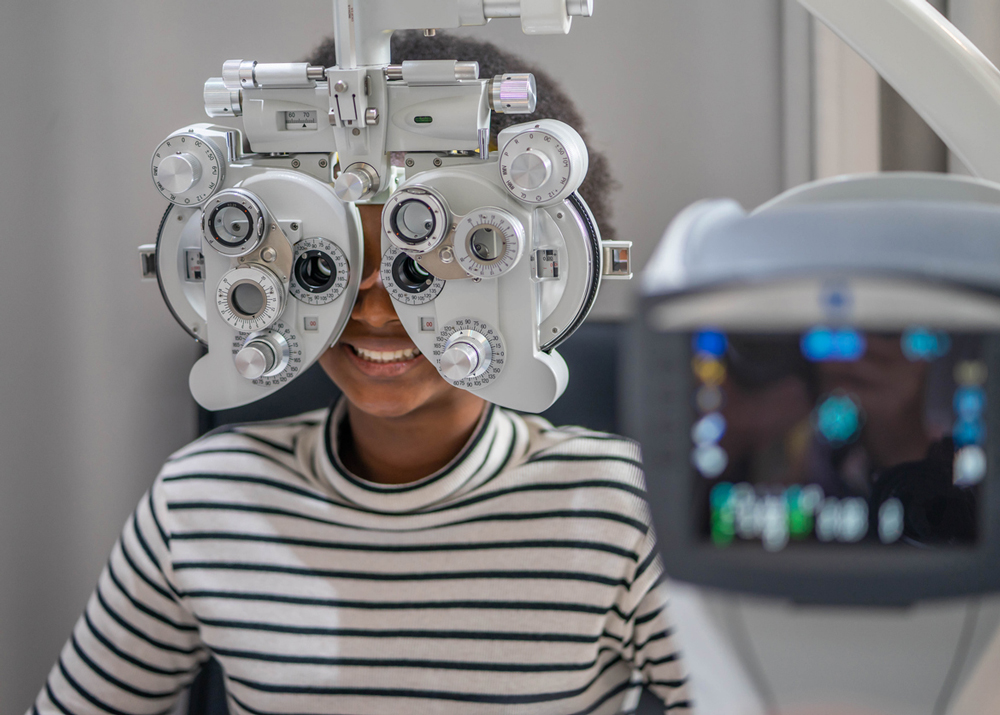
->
[138,244,157,281]
[602,240,633,280]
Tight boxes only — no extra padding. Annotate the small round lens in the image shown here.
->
[210,203,254,247]
[392,253,434,294]
[470,227,503,262]
[230,282,265,317]
[391,200,435,244]
[294,251,338,294]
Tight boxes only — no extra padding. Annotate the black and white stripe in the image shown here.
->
[33,403,690,714]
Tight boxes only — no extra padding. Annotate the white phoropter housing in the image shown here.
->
[141,0,631,412]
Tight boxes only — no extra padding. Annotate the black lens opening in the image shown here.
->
[294,250,338,294]
[209,202,255,247]
[469,226,504,263]
[391,253,434,294]
[390,200,436,245]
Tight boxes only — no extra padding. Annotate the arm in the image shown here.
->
[30,480,207,715]
[618,526,693,712]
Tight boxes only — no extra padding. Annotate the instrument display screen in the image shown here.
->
[689,327,989,550]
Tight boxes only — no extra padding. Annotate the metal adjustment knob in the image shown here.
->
[490,74,538,114]
[204,77,242,117]
[157,153,202,195]
[440,343,480,381]
[333,163,380,202]
[440,330,493,381]
[510,150,552,190]
[235,341,275,380]
[151,131,226,205]
[234,332,290,380]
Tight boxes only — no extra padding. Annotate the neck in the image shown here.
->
[341,395,488,485]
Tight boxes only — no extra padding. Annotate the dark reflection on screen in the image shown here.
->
[690,328,986,550]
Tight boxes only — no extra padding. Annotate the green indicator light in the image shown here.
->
[414,116,434,124]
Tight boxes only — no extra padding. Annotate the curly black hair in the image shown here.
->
[307,31,615,240]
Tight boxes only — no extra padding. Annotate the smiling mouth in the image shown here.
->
[350,345,422,364]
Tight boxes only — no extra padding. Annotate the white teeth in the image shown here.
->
[353,346,421,363]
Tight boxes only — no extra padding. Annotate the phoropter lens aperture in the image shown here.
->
[470,226,504,263]
[392,253,434,294]
[230,281,266,318]
[391,200,436,245]
[294,250,338,294]
[210,202,255,247]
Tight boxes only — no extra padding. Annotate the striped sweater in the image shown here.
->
[32,401,691,714]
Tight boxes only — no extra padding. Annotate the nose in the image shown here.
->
[352,204,398,329]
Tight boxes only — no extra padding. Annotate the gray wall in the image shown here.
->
[0,1,785,711]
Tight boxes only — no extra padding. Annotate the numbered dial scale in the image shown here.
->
[151,132,225,206]
[453,209,525,279]
[498,123,585,207]
[433,318,506,389]
[216,265,284,332]
[291,237,351,305]
[381,245,446,305]
[230,321,303,388]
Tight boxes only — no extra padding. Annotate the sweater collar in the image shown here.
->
[314,398,518,513]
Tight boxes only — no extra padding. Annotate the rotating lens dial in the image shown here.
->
[453,208,525,279]
[433,318,505,389]
[203,189,267,256]
[380,245,445,306]
[216,265,284,332]
[383,187,450,254]
[290,237,350,305]
[230,321,303,388]
[498,121,588,207]
[234,330,290,380]
[151,132,225,206]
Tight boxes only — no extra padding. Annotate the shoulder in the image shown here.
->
[155,408,330,497]
[511,410,643,476]
[497,409,651,529]
[169,408,327,461]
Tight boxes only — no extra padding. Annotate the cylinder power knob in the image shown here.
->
[440,330,493,381]
[235,342,275,380]
[234,332,289,380]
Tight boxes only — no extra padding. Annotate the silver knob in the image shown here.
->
[204,77,242,117]
[510,150,552,190]
[440,342,481,381]
[491,74,537,114]
[440,330,493,381]
[158,153,202,195]
[333,162,379,202]
[234,331,290,380]
[483,0,593,18]
[235,341,275,380]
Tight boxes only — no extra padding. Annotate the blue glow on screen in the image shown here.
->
[800,327,866,362]
[694,330,727,357]
[902,327,951,361]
